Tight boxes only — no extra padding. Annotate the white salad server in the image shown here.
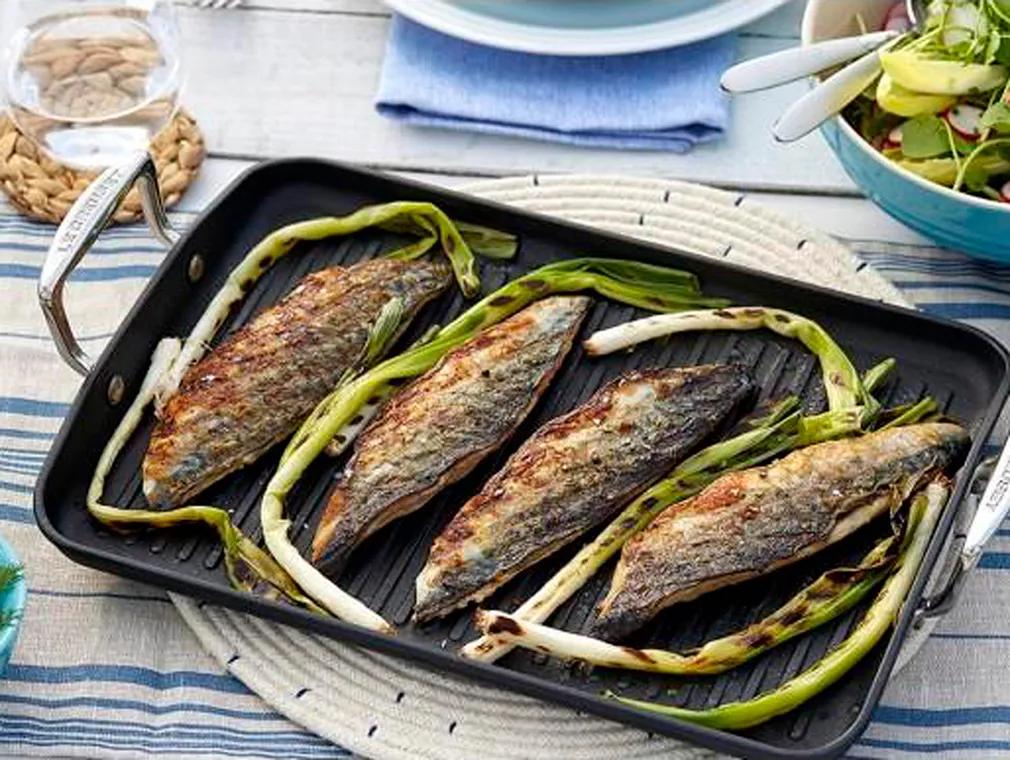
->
[722,0,926,141]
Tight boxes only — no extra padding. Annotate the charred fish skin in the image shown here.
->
[413,364,755,623]
[311,296,592,574]
[142,257,452,509]
[593,421,969,642]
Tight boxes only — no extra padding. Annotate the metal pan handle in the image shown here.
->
[38,151,179,376]
[915,436,1010,622]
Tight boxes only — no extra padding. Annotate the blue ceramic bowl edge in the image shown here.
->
[804,0,1010,262]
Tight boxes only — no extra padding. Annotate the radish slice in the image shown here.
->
[887,125,904,146]
[1000,180,1010,201]
[883,1,910,32]
[946,104,984,139]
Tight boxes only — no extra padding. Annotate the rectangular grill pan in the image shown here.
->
[34,158,1010,760]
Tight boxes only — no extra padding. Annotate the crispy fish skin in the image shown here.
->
[414,364,755,623]
[143,257,451,509]
[593,421,969,642]
[311,296,591,574]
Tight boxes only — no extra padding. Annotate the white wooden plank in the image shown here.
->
[175,7,855,193]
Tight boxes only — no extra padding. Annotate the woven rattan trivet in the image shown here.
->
[0,110,204,225]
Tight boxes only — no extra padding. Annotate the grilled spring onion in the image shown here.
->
[460,347,893,664]
[261,258,728,631]
[583,306,880,423]
[880,397,940,430]
[280,297,405,465]
[155,202,515,408]
[607,479,950,729]
[86,339,324,611]
[321,321,443,459]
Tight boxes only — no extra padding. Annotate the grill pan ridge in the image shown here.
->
[34,159,1010,760]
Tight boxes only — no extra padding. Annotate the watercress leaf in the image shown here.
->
[952,130,978,154]
[0,563,21,594]
[994,0,1010,23]
[962,160,991,190]
[980,101,1010,132]
[986,32,1002,64]
[901,115,952,158]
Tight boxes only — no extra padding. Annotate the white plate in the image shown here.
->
[384,0,795,56]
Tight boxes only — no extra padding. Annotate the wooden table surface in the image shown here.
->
[171,0,930,251]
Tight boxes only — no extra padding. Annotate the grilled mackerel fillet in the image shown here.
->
[143,257,451,509]
[414,364,755,622]
[593,421,969,641]
[311,296,591,573]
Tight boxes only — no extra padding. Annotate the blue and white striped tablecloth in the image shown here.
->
[0,205,1009,759]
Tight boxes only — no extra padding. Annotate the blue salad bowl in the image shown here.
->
[0,536,25,674]
[803,0,1010,263]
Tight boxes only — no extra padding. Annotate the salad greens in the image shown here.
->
[0,562,22,632]
[848,0,1010,199]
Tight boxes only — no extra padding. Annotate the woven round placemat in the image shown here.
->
[0,111,204,224]
[170,175,923,760]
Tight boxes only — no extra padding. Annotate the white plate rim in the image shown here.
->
[383,0,794,56]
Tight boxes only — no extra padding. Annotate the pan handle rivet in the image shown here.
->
[107,375,126,406]
[188,254,205,283]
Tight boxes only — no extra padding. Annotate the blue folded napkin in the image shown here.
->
[375,16,736,152]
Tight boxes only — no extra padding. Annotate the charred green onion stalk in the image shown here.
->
[583,306,880,422]
[607,479,950,729]
[461,318,893,662]
[260,258,728,631]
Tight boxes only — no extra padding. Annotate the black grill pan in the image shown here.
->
[34,159,1010,760]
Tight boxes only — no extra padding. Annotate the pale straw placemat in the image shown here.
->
[170,174,928,760]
